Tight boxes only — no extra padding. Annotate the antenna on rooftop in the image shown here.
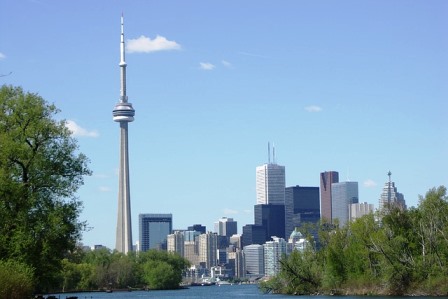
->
[268,142,271,164]
[273,142,276,164]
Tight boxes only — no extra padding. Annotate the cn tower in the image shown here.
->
[113,15,135,254]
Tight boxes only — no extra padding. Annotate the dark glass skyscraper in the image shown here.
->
[241,224,266,248]
[139,214,172,252]
[285,185,320,237]
[320,171,339,222]
[254,204,285,241]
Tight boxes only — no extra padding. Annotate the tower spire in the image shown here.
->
[113,14,135,254]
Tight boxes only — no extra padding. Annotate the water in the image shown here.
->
[49,284,293,298]
[48,284,445,299]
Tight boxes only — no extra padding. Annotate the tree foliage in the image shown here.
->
[0,85,91,292]
[0,259,35,299]
[263,186,448,296]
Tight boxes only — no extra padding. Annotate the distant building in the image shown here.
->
[214,217,238,238]
[139,213,172,252]
[228,249,245,278]
[198,232,218,269]
[331,181,358,227]
[320,171,339,222]
[254,204,285,241]
[264,236,287,277]
[350,202,374,221]
[379,171,406,212]
[229,234,242,249]
[243,244,264,276]
[285,185,320,237]
[167,230,184,256]
[287,228,309,253]
[242,224,266,247]
[188,224,206,234]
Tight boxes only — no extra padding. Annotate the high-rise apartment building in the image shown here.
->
[198,232,218,269]
[214,217,237,238]
[264,236,287,277]
[139,214,172,252]
[243,244,265,276]
[167,230,184,257]
[320,171,339,222]
[331,181,359,227]
[285,185,320,237]
[379,171,406,212]
[256,163,286,205]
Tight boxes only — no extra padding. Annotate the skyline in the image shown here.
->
[1,1,447,249]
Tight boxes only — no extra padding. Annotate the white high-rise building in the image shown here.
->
[256,163,285,205]
[350,202,374,222]
[379,171,406,212]
[331,181,359,227]
[264,236,287,277]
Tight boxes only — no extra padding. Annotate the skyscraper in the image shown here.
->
[198,232,218,269]
[379,171,406,212]
[254,204,286,241]
[114,15,136,254]
[320,171,339,222]
[331,181,359,227]
[256,163,286,205]
[285,185,320,237]
[139,214,172,252]
[243,244,265,276]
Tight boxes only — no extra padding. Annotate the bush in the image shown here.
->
[0,260,35,299]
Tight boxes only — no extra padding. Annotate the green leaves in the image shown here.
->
[0,85,91,292]
[264,186,448,295]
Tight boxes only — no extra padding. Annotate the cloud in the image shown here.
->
[223,208,239,215]
[363,179,377,188]
[127,35,181,53]
[0,53,5,60]
[199,62,215,70]
[305,105,322,112]
[221,60,233,68]
[66,120,99,138]
[98,186,111,192]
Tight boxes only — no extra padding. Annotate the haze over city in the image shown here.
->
[1,0,447,249]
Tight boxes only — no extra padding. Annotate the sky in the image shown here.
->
[1,0,447,249]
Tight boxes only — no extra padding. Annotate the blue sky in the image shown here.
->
[1,1,447,249]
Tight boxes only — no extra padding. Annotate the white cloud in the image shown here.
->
[0,53,5,60]
[223,208,238,215]
[98,186,111,192]
[66,120,99,138]
[305,105,322,112]
[127,35,181,53]
[221,60,233,68]
[363,179,377,188]
[199,62,215,70]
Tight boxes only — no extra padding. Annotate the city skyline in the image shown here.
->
[2,1,447,249]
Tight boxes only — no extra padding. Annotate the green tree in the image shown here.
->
[0,259,34,299]
[0,85,91,292]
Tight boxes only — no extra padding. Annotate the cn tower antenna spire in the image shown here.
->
[113,14,135,254]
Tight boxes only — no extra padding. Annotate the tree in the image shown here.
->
[0,85,91,292]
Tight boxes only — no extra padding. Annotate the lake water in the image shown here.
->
[48,284,443,299]
[49,284,293,298]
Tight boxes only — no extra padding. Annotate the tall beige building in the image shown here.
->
[199,232,217,269]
